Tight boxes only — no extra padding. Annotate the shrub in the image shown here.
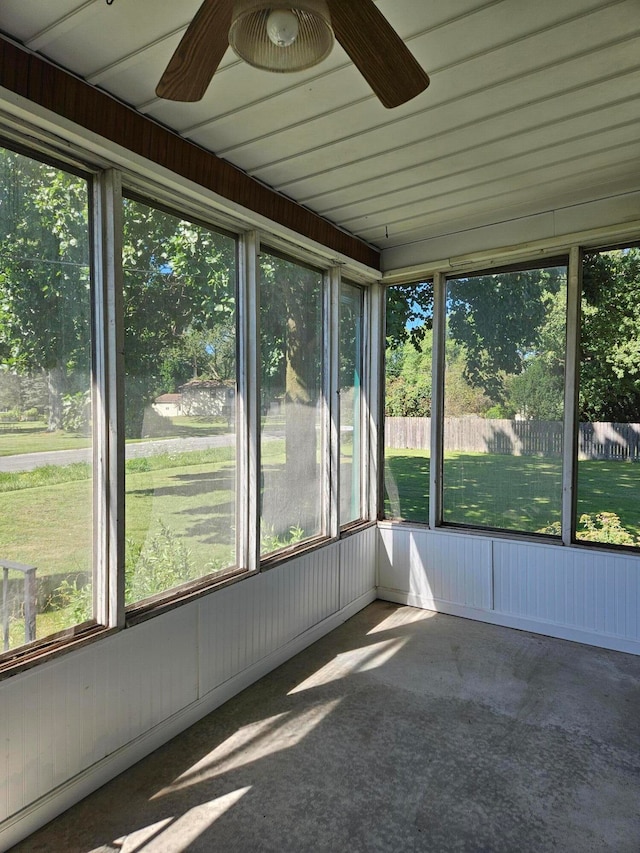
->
[260,524,304,553]
[577,512,639,546]
[538,512,639,546]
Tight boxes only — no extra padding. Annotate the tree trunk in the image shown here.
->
[46,364,67,431]
[284,315,318,480]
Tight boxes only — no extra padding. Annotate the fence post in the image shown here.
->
[2,565,8,652]
[24,567,37,644]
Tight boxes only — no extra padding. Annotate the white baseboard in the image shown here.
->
[0,588,376,852]
[377,587,640,657]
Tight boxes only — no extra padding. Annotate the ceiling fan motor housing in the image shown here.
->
[229,0,334,72]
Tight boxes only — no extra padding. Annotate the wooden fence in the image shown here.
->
[385,417,640,461]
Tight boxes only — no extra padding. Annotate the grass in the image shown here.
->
[384,448,640,538]
[0,415,232,457]
[0,424,91,456]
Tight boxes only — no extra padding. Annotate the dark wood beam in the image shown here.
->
[0,36,380,271]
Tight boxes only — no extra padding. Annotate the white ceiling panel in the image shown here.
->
[0,0,638,260]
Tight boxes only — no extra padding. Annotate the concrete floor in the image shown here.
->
[14,602,640,852]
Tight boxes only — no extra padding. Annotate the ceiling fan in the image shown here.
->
[156,0,430,109]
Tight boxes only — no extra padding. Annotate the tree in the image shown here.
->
[0,147,91,430]
[0,152,237,437]
[122,198,236,435]
[580,248,640,422]
[259,253,322,481]
[385,282,433,350]
[446,267,566,407]
[385,329,432,417]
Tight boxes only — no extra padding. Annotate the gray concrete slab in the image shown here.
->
[13,602,640,852]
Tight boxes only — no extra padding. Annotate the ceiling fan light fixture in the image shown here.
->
[229,0,334,72]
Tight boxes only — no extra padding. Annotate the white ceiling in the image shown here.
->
[1,0,639,261]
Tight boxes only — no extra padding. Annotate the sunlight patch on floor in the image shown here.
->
[152,701,341,798]
[115,787,251,852]
[288,637,408,694]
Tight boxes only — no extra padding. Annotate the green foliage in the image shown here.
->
[260,523,305,554]
[577,512,640,546]
[0,461,91,493]
[385,282,433,351]
[62,390,91,433]
[51,576,92,623]
[540,512,640,547]
[385,325,433,417]
[125,522,231,604]
[508,357,564,421]
[580,248,640,422]
[446,267,566,407]
[0,148,92,434]
[52,520,234,616]
[120,198,237,436]
[125,523,194,603]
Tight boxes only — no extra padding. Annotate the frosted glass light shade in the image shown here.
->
[229,0,334,72]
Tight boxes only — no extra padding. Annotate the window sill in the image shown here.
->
[125,566,254,627]
[0,623,115,681]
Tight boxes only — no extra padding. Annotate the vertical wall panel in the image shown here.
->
[378,527,491,610]
[493,539,640,643]
[378,525,411,594]
[339,527,377,610]
[0,604,199,823]
[198,542,342,698]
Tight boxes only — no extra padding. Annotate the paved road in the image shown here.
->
[0,432,247,473]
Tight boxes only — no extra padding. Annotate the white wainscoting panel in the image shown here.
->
[378,525,492,611]
[0,531,376,848]
[199,542,341,696]
[339,526,377,611]
[0,604,199,824]
[493,538,640,644]
[377,524,640,655]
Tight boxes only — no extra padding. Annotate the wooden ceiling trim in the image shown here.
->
[0,36,380,270]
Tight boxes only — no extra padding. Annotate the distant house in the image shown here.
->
[152,393,182,418]
[179,380,235,420]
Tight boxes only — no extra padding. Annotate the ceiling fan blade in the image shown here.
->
[326,0,429,109]
[156,0,233,102]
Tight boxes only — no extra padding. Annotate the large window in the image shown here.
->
[122,198,238,605]
[259,251,325,555]
[0,146,93,654]
[443,265,567,534]
[340,282,364,526]
[383,282,433,523]
[576,246,640,549]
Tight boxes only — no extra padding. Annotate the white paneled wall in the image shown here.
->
[340,528,377,611]
[0,527,377,848]
[378,523,640,656]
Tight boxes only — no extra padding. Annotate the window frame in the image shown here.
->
[0,140,104,667]
[0,122,378,676]
[383,245,640,555]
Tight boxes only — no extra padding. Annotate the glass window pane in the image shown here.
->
[576,247,640,549]
[123,198,237,605]
[443,266,567,534]
[340,283,364,526]
[260,252,324,554]
[0,147,93,653]
[383,282,433,522]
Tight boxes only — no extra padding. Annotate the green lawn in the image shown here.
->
[0,415,232,456]
[384,449,640,538]
[0,424,91,456]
